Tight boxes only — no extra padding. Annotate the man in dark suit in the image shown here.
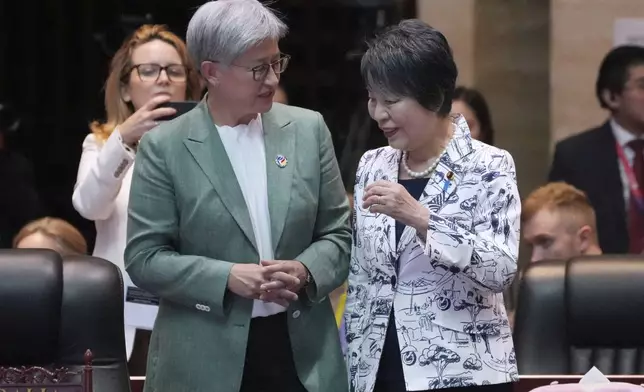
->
[549,45,644,254]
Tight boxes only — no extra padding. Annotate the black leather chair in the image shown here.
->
[514,255,644,375]
[0,249,130,391]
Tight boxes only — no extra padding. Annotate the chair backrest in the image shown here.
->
[0,249,131,392]
[514,255,644,375]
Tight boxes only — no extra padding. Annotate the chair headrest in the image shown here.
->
[0,250,127,366]
[0,249,62,365]
[566,255,644,347]
[58,255,126,364]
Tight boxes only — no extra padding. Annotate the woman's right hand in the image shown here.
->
[118,95,177,146]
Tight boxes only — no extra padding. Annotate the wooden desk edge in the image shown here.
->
[128,375,644,392]
[520,376,644,379]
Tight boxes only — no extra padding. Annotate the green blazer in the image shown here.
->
[125,101,351,392]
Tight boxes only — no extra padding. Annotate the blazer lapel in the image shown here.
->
[262,109,295,251]
[377,147,401,272]
[396,116,474,256]
[182,101,257,251]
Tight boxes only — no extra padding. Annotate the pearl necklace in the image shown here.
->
[402,145,449,179]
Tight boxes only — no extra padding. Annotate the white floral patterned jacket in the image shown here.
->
[344,116,520,392]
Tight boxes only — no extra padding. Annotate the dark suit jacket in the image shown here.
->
[548,122,627,254]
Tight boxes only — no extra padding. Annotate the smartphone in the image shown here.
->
[156,101,199,121]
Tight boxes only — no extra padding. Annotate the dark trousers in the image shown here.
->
[240,312,308,392]
[127,329,151,376]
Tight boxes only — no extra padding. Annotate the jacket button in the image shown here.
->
[292,310,301,319]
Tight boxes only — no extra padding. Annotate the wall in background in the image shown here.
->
[417,0,476,87]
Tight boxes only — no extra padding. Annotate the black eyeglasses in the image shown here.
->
[128,63,188,83]
[231,55,291,81]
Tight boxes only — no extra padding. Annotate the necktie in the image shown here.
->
[627,139,644,253]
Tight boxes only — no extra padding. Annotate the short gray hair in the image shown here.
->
[187,0,288,66]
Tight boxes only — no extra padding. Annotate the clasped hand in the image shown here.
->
[227,260,308,307]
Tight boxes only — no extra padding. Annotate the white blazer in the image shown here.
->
[345,116,520,392]
[72,129,138,359]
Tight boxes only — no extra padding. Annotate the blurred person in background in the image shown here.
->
[451,86,495,145]
[550,45,644,255]
[509,182,602,329]
[124,1,351,391]
[0,101,45,248]
[71,24,201,370]
[14,217,87,256]
[522,182,602,263]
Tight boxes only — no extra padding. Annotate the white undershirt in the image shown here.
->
[217,115,286,318]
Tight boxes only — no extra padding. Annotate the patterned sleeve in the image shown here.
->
[418,151,520,293]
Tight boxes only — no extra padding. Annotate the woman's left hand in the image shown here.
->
[362,180,430,232]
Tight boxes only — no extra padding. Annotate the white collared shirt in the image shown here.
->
[611,118,643,206]
[217,115,286,318]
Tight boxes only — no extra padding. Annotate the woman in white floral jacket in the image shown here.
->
[345,19,520,392]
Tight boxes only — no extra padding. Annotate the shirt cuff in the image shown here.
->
[115,128,136,158]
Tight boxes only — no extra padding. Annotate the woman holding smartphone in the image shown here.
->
[72,24,201,371]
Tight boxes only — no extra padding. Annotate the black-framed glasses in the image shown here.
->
[232,55,291,81]
[128,63,188,83]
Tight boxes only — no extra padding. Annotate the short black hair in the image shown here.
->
[596,45,644,109]
[361,19,458,116]
[454,86,495,145]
